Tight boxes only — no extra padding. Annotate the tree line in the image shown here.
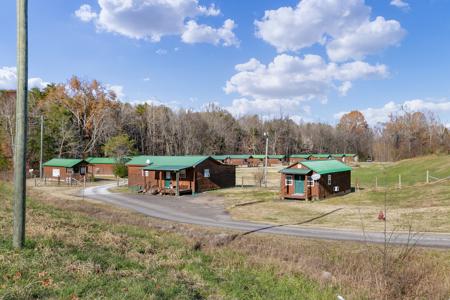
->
[0,76,448,170]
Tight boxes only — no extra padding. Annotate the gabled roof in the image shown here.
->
[268,155,285,159]
[228,154,251,159]
[43,158,86,168]
[128,155,210,170]
[312,154,331,158]
[289,154,311,159]
[86,157,118,164]
[300,160,351,174]
[212,155,229,161]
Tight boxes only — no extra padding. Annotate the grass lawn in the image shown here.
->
[1,181,450,299]
[212,155,450,232]
[0,181,338,300]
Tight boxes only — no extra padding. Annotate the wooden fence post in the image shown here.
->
[426,170,429,184]
[241,177,244,188]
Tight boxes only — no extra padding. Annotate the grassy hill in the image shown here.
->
[352,154,450,188]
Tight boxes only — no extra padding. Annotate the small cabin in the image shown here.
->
[226,155,252,166]
[248,155,266,167]
[331,154,358,163]
[127,156,236,195]
[310,154,332,160]
[212,155,230,164]
[86,157,131,176]
[280,160,351,200]
[43,158,89,181]
[288,154,311,164]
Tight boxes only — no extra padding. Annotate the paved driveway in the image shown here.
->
[84,183,450,248]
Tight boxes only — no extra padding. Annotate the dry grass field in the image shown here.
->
[213,155,450,232]
[1,181,450,299]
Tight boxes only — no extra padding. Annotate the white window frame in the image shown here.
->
[285,175,293,186]
[307,177,314,187]
[180,169,186,179]
[80,166,86,175]
[204,169,210,178]
[142,170,150,176]
[67,168,74,175]
[327,174,332,185]
[165,172,171,180]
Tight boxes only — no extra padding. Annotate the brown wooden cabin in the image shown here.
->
[331,154,359,163]
[86,157,131,176]
[43,158,88,181]
[288,154,311,164]
[310,154,332,160]
[127,156,236,195]
[225,155,252,166]
[280,160,351,201]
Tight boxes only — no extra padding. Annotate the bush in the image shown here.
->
[113,163,128,178]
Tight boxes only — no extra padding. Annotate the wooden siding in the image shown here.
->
[43,162,88,181]
[89,163,115,176]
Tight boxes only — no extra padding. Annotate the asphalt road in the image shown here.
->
[84,184,450,248]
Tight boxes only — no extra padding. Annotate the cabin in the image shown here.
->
[248,155,266,167]
[268,155,285,165]
[212,155,230,164]
[43,158,89,181]
[280,160,351,200]
[331,154,358,163]
[226,155,252,166]
[127,156,236,195]
[310,154,332,160]
[288,154,311,164]
[86,157,131,176]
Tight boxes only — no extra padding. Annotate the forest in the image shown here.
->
[0,76,448,170]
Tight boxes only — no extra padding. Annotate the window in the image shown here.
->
[285,175,293,186]
[67,168,74,175]
[204,169,210,178]
[165,172,171,180]
[327,174,332,185]
[180,169,186,179]
[141,170,150,176]
[52,168,60,177]
[307,177,314,187]
[80,167,86,175]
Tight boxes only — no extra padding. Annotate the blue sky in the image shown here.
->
[1,0,450,126]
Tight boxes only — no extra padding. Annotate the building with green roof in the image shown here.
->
[280,159,351,200]
[43,158,88,180]
[86,157,131,176]
[127,155,235,195]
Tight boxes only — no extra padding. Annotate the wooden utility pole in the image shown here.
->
[39,115,43,179]
[263,132,269,188]
[13,0,28,249]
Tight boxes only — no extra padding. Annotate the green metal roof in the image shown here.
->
[345,153,357,157]
[312,154,331,158]
[228,154,251,159]
[268,155,285,159]
[86,157,121,164]
[331,154,345,157]
[143,165,191,172]
[127,155,209,167]
[43,158,86,168]
[251,155,266,159]
[212,155,229,161]
[280,168,311,175]
[289,154,311,158]
[300,160,351,174]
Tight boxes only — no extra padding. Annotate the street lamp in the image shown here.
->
[263,132,269,188]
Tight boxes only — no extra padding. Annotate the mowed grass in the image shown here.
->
[214,155,450,232]
[0,182,338,300]
[352,154,450,188]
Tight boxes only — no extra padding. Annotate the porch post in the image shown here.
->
[176,171,180,196]
[192,168,196,195]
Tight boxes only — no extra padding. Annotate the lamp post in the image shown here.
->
[263,132,269,188]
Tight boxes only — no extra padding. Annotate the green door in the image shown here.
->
[165,172,171,188]
[294,175,304,194]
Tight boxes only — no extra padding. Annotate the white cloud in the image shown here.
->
[106,84,125,99]
[0,66,49,90]
[390,0,409,9]
[75,4,98,22]
[155,48,167,55]
[326,16,405,62]
[255,0,405,61]
[335,99,450,125]
[338,81,352,96]
[181,19,239,46]
[225,54,388,102]
[75,0,236,46]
